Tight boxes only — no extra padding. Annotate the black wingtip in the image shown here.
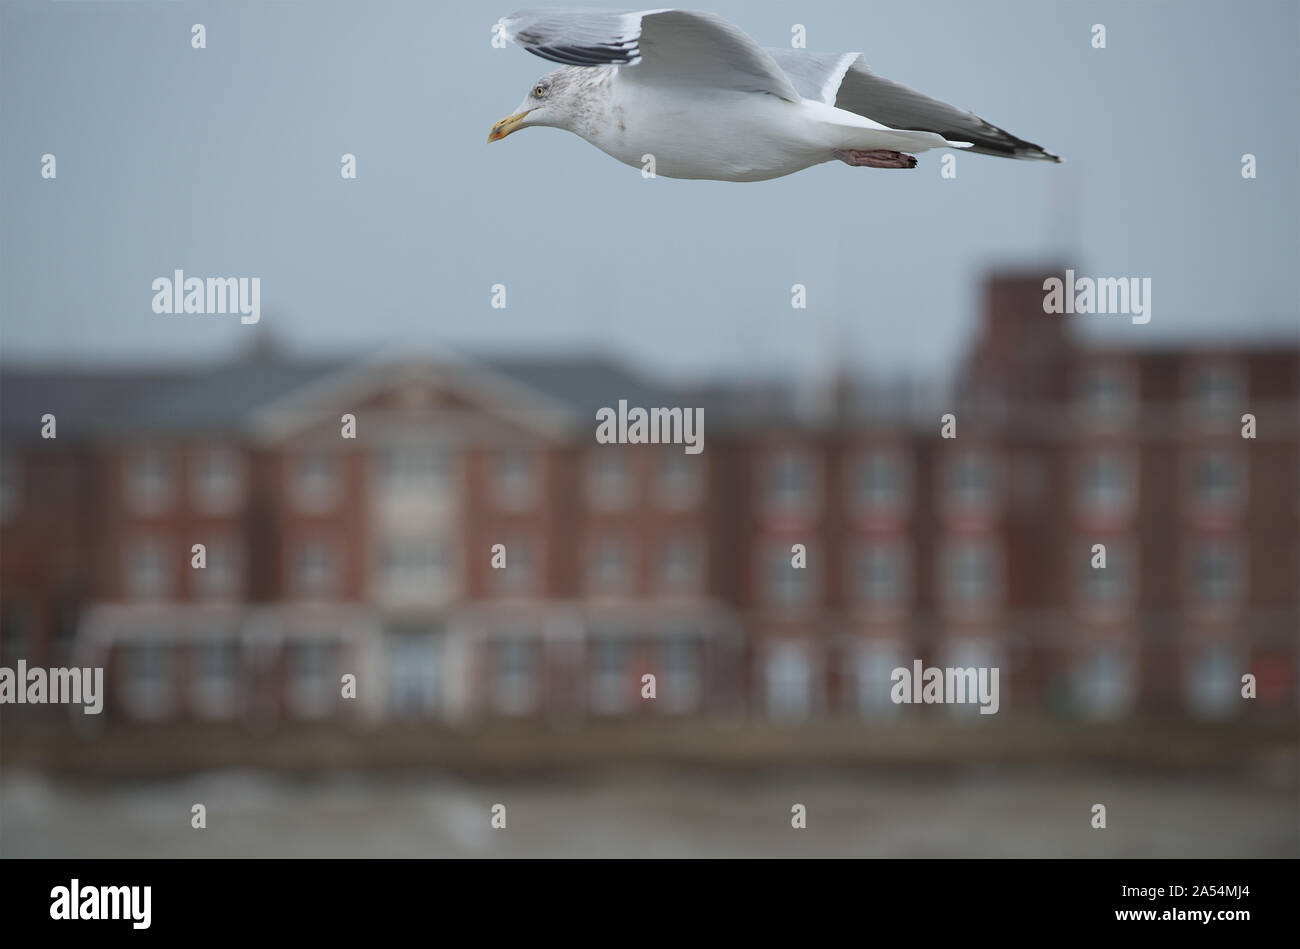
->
[521,42,639,68]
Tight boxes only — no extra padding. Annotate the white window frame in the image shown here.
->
[762,448,820,518]
[192,444,245,514]
[587,534,635,597]
[125,446,175,514]
[658,532,704,597]
[1188,538,1246,614]
[125,536,173,601]
[851,539,911,612]
[293,538,340,600]
[939,536,1003,613]
[122,643,174,720]
[656,450,705,510]
[493,636,540,716]
[942,450,1000,519]
[1074,449,1137,520]
[288,640,336,719]
[760,540,817,612]
[586,449,634,511]
[492,447,541,511]
[491,533,538,598]
[193,537,243,602]
[847,447,910,518]
[192,639,240,719]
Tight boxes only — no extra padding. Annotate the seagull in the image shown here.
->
[488,8,1061,181]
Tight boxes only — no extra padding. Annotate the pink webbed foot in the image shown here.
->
[833,149,918,169]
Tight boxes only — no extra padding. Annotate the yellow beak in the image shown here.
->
[488,110,531,142]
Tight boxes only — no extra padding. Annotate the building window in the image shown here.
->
[293,539,339,598]
[762,543,815,610]
[492,448,540,511]
[0,448,19,523]
[376,442,452,499]
[854,640,904,719]
[194,539,241,601]
[1077,540,1135,617]
[1189,363,1245,418]
[288,641,335,718]
[940,640,1000,718]
[589,637,628,714]
[1073,648,1136,720]
[587,535,633,596]
[386,635,440,718]
[587,450,633,510]
[1185,645,1240,719]
[763,449,818,516]
[1077,363,1135,420]
[1188,450,1244,511]
[765,641,813,720]
[940,538,1001,610]
[125,447,174,513]
[1076,451,1136,518]
[192,445,243,513]
[193,640,239,719]
[656,451,704,509]
[660,634,701,713]
[123,644,173,719]
[1190,540,1244,610]
[492,535,537,597]
[493,637,538,716]
[944,451,998,514]
[291,450,341,512]
[847,449,908,516]
[658,533,702,596]
[126,537,172,601]
[378,534,451,603]
[851,541,910,609]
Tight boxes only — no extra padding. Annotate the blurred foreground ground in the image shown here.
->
[3,766,1295,858]
[2,719,1296,858]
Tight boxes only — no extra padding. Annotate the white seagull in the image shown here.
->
[488,8,1061,181]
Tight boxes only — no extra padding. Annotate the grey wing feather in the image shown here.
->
[499,8,650,66]
[764,48,1061,162]
[761,49,861,105]
[502,9,801,101]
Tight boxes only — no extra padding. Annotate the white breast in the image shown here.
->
[585,77,836,182]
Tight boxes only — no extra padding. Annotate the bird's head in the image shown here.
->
[488,68,587,142]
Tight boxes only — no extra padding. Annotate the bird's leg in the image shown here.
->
[833,149,918,169]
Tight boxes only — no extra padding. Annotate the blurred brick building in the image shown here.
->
[1,273,1296,723]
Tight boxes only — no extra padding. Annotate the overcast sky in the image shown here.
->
[2,0,1297,384]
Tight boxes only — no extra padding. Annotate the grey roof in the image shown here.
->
[117,360,344,433]
[0,369,187,441]
[0,360,343,440]
[0,353,691,441]
[480,355,682,419]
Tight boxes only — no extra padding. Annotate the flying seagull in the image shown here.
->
[488,8,1061,181]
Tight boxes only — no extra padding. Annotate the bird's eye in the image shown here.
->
[533,84,547,98]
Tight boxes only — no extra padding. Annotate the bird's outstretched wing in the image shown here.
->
[500,9,802,102]
[764,47,1061,161]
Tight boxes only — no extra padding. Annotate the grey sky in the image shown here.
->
[2,0,1297,384]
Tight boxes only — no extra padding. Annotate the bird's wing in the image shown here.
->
[763,47,1061,161]
[500,9,802,102]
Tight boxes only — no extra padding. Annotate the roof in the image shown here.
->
[0,352,688,442]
